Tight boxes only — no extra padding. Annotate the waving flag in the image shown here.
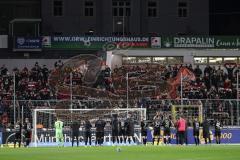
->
[169,67,196,98]
[175,67,196,84]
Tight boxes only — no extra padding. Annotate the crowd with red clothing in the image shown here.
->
[0,62,55,128]
[112,63,239,100]
[1,60,240,128]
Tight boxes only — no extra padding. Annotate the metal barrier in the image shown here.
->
[0,99,239,127]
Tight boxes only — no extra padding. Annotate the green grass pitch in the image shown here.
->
[0,145,240,160]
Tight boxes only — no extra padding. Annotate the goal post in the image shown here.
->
[32,108,146,147]
[171,105,203,123]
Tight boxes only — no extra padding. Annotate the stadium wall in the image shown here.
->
[0,35,8,48]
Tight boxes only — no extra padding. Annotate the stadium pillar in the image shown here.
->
[21,105,24,125]
[127,73,129,110]
[123,15,125,37]
[21,105,24,144]
[181,73,183,105]
[70,72,73,122]
[33,109,37,147]
[13,72,16,124]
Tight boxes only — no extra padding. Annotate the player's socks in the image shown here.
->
[168,137,171,144]
[157,138,160,145]
[132,137,136,143]
[197,138,200,145]
[128,137,131,144]
[194,137,197,145]
[143,138,146,145]
[163,138,167,144]
[152,138,155,145]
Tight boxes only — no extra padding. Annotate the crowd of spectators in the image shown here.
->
[1,60,240,128]
[111,63,239,100]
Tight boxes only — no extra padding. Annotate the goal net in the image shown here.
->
[171,105,203,123]
[32,108,146,147]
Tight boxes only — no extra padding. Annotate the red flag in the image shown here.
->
[169,67,196,98]
[176,67,196,84]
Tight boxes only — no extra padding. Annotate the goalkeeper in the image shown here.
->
[55,117,64,147]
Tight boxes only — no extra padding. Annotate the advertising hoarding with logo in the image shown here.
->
[14,37,42,51]
[42,36,149,50]
[160,36,240,48]
[1,128,240,146]
[146,128,240,144]
[13,36,240,51]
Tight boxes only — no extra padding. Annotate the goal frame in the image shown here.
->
[171,105,203,123]
[32,108,146,147]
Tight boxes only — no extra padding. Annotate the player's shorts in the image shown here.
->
[119,129,125,136]
[25,131,31,139]
[96,131,104,139]
[154,128,161,136]
[141,129,147,137]
[72,131,79,137]
[112,130,119,137]
[203,132,210,138]
[164,128,171,136]
[55,130,63,139]
[15,132,21,140]
[126,130,134,136]
[84,131,91,138]
[215,130,221,137]
[193,130,199,137]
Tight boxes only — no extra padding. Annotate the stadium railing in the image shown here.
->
[0,99,239,127]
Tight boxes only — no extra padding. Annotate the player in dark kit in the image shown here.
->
[141,119,148,145]
[202,119,211,144]
[95,117,106,146]
[118,120,126,144]
[214,119,222,144]
[14,120,22,148]
[23,118,32,147]
[153,111,162,145]
[111,114,119,145]
[71,120,80,147]
[175,116,180,145]
[162,115,172,145]
[124,114,135,144]
[193,117,200,145]
[84,119,92,146]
